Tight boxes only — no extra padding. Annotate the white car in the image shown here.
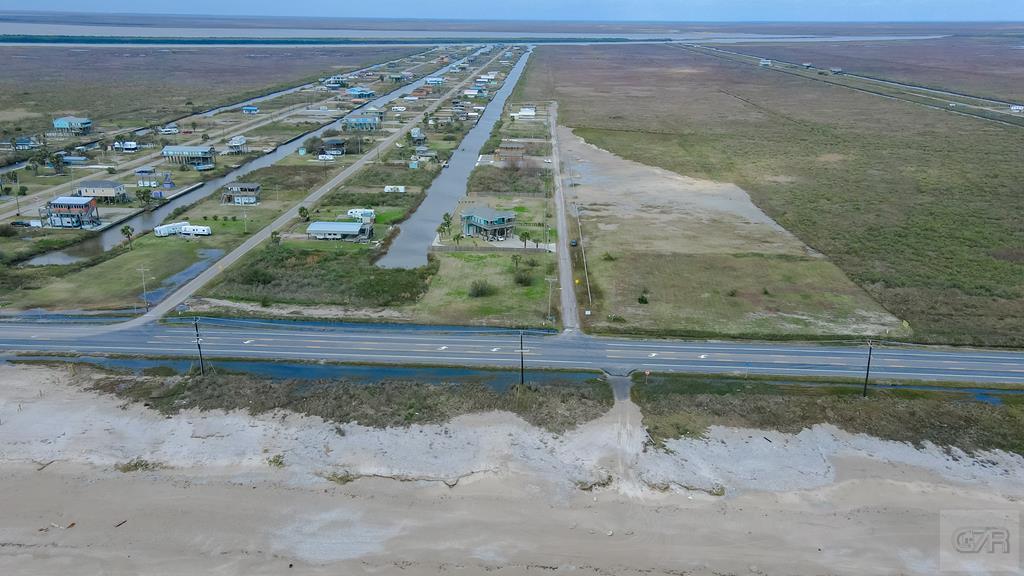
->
[318,154,335,161]
[544,159,553,164]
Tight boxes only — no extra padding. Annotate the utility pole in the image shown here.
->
[545,276,556,322]
[862,339,874,397]
[242,207,248,234]
[519,330,525,388]
[137,265,150,312]
[193,317,206,376]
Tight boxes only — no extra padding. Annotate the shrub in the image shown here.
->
[212,215,219,221]
[267,454,285,468]
[602,252,616,261]
[106,167,116,174]
[469,279,496,297]
[638,293,649,304]
[0,224,15,238]
[514,269,534,286]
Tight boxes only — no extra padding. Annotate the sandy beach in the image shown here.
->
[1,363,1022,575]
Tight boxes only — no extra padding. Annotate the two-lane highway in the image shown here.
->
[2,318,1022,384]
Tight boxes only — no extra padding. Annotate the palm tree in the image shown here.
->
[441,212,452,235]
[511,254,522,269]
[436,223,445,239]
[452,233,463,246]
[121,225,135,250]
[298,206,309,221]
[518,229,531,248]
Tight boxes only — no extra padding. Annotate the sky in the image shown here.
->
[8,0,1022,22]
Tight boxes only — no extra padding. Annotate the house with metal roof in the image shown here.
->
[221,182,261,205]
[227,135,248,154]
[461,205,516,240]
[342,111,381,132]
[306,220,373,241]
[75,180,127,202]
[52,116,93,135]
[162,145,216,167]
[346,86,376,98]
[40,196,100,228]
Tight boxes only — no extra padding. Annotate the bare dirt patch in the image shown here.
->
[559,127,905,337]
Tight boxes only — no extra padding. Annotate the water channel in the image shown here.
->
[378,46,532,268]
[24,48,485,266]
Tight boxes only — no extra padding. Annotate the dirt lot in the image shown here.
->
[559,126,905,337]
[3,361,1024,575]
[519,44,1024,345]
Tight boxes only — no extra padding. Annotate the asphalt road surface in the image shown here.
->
[1,318,1022,384]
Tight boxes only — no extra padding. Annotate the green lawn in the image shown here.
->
[408,252,559,328]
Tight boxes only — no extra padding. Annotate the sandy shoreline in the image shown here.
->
[1,363,1022,575]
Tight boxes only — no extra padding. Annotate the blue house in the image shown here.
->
[346,86,376,99]
[52,116,93,135]
[162,145,216,168]
[342,112,381,132]
[241,105,259,115]
[461,205,516,239]
[15,137,42,151]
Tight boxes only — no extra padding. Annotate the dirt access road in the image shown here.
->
[549,101,580,332]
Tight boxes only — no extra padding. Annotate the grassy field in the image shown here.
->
[632,372,1024,455]
[0,45,419,142]
[409,252,558,327]
[518,44,1024,346]
[730,35,1024,103]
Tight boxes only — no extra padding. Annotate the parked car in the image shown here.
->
[570,239,578,247]
[11,221,30,227]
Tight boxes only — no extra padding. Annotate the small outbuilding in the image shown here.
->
[306,220,373,241]
[495,140,526,164]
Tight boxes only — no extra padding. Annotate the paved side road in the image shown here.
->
[1,319,1022,384]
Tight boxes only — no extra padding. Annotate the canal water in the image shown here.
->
[24,49,484,267]
[3,354,599,392]
[378,47,532,268]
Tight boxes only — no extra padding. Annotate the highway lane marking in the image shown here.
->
[3,343,1021,381]
[603,342,1024,363]
[152,330,524,346]
[604,352,1024,372]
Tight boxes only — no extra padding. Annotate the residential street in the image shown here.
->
[549,101,581,331]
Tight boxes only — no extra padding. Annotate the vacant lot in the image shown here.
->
[632,372,1024,455]
[519,44,1024,345]
[0,45,418,138]
[409,252,558,327]
[731,36,1024,103]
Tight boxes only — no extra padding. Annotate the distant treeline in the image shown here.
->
[0,35,656,46]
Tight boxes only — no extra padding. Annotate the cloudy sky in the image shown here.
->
[15,0,1020,21]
